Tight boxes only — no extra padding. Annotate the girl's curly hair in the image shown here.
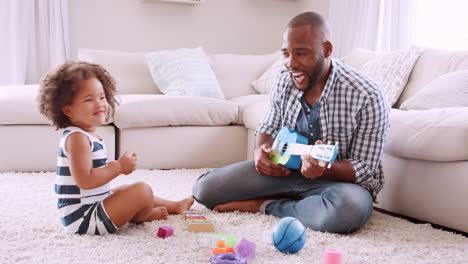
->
[38,61,119,129]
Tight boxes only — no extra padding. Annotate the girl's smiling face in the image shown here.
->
[61,78,109,132]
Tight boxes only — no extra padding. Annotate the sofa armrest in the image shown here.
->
[384,108,468,161]
[243,101,269,131]
[0,85,50,125]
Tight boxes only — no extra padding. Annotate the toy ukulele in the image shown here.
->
[268,127,339,169]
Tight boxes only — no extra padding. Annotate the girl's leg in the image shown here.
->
[153,196,194,214]
[112,185,194,214]
[103,182,168,228]
[111,184,129,192]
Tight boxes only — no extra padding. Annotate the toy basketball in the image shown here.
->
[272,217,307,254]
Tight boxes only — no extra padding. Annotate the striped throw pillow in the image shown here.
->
[146,47,224,99]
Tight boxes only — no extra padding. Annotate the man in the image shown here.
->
[192,12,390,234]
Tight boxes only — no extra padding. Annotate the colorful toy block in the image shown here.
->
[156,226,174,239]
[212,240,234,255]
[209,252,247,264]
[183,211,214,233]
[213,233,237,246]
[233,238,256,260]
[323,248,342,264]
[201,234,229,247]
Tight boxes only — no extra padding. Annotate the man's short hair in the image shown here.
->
[287,12,330,41]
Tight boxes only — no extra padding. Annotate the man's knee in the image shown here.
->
[310,206,370,234]
[304,185,373,233]
[192,171,218,209]
[192,161,257,209]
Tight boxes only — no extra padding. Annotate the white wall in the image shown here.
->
[68,0,329,57]
[301,0,329,20]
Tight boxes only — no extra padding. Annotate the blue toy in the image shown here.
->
[272,217,307,254]
[269,127,339,169]
[269,127,308,169]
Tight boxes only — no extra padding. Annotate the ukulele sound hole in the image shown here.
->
[281,143,288,154]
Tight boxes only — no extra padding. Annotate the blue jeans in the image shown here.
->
[192,160,373,234]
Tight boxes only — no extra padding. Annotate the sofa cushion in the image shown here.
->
[229,94,269,125]
[384,108,468,161]
[113,95,239,129]
[251,57,284,94]
[209,51,280,99]
[0,85,50,125]
[395,49,468,108]
[400,70,468,110]
[243,100,269,130]
[361,47,423,106]
[78,49,160,95]
[146,47,224,99]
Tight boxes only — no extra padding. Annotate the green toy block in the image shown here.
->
[213,233,237,246]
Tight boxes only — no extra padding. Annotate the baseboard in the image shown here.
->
[373,207,468,237]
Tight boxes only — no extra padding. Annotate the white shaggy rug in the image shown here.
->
[1,169,467,264]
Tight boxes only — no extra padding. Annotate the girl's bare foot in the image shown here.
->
[149,207,169,221]
[173,196,195,215]
[153,196,195,215]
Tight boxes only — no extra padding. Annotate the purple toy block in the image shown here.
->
[233,239,255,260]
[210,253,247,264]
[157,226,174,239]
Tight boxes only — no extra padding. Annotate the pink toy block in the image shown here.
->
[157,226,174,239]
[323,248,342,264]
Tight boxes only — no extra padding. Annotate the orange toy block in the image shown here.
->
[183,211,214,233]
[212,240,234,254]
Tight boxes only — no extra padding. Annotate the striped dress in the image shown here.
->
[55,126,117,235]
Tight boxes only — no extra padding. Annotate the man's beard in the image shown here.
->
[303,56,325,93]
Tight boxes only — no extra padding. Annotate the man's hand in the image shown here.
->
[300,140,326,179]
[254,144,290,177]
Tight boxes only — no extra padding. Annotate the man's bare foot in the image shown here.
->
[149,207,169,221]
[172,196,195,215]
[213,199,265,213]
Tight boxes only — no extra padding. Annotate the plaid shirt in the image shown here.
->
[256,59,390,200]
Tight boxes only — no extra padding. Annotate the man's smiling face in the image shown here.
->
[281,25,326,92]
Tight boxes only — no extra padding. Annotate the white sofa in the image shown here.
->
[1,48,467,234]
[0,49,276,171]
[0,84,115,172]
[369,49,468,234]
[339,48,468,234]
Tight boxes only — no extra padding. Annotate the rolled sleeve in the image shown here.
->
[346,90,390,193]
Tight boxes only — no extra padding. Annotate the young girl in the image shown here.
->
[38,61,194,235]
